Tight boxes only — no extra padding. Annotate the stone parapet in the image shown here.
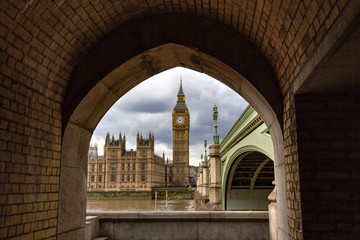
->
[87,211,269,240]
[87,210,269,221]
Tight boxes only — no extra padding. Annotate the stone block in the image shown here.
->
[85,216,100,240]
[57,166,87,235]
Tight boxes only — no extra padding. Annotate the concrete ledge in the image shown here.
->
[86,210,268,222]
[87,211,269,240]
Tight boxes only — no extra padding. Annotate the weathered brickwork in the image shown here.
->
[0,0,354,239]
[283,90,303,240]
[295,94,360,239]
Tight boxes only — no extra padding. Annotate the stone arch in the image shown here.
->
[62,14,283,132]
[60,15,287,239]
[60,43,288,239]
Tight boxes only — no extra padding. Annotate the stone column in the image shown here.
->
[201,161,209,198]
[209,144,222,206]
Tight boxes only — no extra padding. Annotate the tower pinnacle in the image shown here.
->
[177,77,184,96]
[175,78,186,109]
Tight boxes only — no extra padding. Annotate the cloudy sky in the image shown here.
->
[90,67,248,166]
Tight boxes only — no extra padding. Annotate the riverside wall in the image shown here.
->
[87,189,194,200]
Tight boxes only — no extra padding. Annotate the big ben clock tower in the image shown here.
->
[172,79,190,187]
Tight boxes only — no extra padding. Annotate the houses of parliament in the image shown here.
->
[87,80,190,190]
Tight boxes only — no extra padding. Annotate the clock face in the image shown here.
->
[176,116,184,125]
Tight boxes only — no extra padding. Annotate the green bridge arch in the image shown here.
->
[220,105,274,210]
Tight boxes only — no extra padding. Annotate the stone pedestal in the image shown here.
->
[208,144,222,207]
[201,161,209,198]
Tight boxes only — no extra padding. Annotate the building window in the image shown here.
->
[141,175,146,182]
[121,175,124,181]
[133,163,135,170]
[111,174,116,182]
[98,175,102,182]
[133,174,135,181]
[91,175,95,182]
[111,163,116,171]
[91,165,95,172]
[127,175,130,181]
[122,163,125,170]
[111,151,116,157]
[141,163,146,171]
[169,176,172,183]
[127,163,130,170]
[99,164,102,172]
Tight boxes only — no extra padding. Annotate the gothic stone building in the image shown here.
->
[87,80,191,190]
[87,132,173,191]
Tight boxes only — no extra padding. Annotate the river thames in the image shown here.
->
[87,199,194,211]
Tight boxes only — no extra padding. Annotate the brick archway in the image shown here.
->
[62,14,283,133]
[60,42,288,238]
[2,1,360,239]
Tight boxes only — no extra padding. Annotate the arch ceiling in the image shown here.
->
[1,1,348,124]
[63,14,282,132]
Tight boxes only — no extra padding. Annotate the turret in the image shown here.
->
[137,132,149,146]
[119,132,126,153]
[105,132,110,146]
[111,134,115,145]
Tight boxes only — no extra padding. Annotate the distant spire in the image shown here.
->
[174,77,187,109]
[177,77,184,96]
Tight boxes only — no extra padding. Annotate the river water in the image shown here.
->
[87,199,194,211]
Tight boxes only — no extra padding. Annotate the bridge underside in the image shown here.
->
[226,151,274,211]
